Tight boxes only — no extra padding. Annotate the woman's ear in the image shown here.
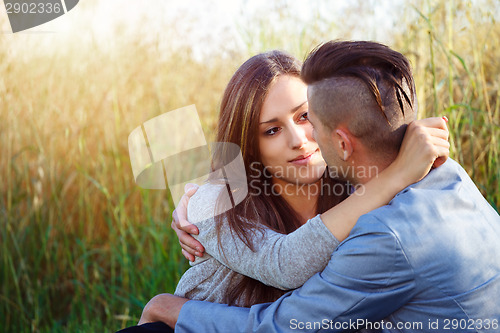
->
[334,129,353,161]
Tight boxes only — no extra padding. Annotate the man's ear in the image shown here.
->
[333,129,353,161]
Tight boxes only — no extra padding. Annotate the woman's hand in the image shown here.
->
[389,116,450,187]
[171,183,205,262]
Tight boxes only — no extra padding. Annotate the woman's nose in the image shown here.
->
[289,125,308,149]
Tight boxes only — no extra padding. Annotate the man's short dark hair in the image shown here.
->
[302,40,417,160]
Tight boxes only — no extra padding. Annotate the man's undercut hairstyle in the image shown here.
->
[301,40,417,160]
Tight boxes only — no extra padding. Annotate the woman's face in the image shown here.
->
[258,75,326,185]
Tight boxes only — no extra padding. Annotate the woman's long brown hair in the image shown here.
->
[210,50,348,307]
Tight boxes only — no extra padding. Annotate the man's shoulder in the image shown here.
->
[348,160,475,232]
[375,159,482,215]
[352,158,499,248]
[400,158,468,194]
[392,159,493,216]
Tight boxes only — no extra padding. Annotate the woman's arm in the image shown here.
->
[186,184,339,290]
[321,117,449,241]
[174,116,448,290]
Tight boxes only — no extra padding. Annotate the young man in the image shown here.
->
[138,41,500,333]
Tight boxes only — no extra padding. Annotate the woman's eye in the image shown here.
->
[298,112,309,122]
[265,127,280,136]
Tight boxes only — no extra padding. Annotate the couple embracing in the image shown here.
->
[120,40,500,333]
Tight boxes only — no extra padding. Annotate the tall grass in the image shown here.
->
[1,0,498,331]
[0,35,241,331]
[395,0,499,210]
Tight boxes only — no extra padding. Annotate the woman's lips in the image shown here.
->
[289,150,317,166]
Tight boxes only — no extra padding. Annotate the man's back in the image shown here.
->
[175,159,500,333]
[355,158,500,331]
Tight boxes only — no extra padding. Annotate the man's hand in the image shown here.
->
[139,293,189,328]
[171,183,205,261]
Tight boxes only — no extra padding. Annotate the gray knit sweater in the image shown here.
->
[174,183,339,306]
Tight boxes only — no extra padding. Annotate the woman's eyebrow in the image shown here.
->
[259,101,308,124]
[291,101,308,112]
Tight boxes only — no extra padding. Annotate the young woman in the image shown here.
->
[170,50,449,307]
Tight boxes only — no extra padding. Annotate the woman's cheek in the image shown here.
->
[305,124,315,141]
[263,137,283,159]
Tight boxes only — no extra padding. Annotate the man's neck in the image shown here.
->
[348,158,392,186]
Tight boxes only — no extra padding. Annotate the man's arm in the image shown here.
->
[139,294,188,328]
[175,218,417,332]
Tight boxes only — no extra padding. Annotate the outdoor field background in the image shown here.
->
[0,0,498,331]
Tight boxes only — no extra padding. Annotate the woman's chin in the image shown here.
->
[297,176,324,185]
[282,173,324,186]
[267,163,326,186]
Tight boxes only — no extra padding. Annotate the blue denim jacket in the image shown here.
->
[176,159,500,332]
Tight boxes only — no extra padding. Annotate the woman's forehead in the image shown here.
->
[260,75,307,121]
